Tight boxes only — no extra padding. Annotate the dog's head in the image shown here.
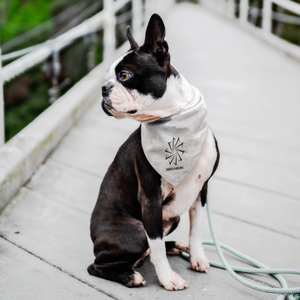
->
[101,14,191,122]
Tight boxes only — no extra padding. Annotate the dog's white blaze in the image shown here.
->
[105,51,133,81]
[162,128,217,219]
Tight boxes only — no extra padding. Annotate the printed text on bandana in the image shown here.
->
[166,166,184,171]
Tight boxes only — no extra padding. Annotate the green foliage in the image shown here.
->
[0,0,52,44]
[4,64,51,141]
[1,0,104,141]
[272,2,300,46]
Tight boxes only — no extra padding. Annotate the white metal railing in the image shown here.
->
[0,49,4,145]
[201,0,300,61]
[0,0,175,146]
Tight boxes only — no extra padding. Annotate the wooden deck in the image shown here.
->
[1,3,300,299]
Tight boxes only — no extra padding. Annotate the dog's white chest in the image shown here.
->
[161,128,217,220]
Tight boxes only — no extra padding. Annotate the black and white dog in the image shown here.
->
[88,14,219,290]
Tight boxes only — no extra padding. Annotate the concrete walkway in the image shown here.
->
[1,3,300,299]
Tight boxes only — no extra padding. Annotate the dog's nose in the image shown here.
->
[102,83,113,96]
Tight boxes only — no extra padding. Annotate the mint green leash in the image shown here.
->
[181,196,300,300]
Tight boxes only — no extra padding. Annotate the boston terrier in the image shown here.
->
[88,14,220,291]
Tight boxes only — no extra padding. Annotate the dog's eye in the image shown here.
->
[119,72,130,81]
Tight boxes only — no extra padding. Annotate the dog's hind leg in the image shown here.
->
[87,263,146,287]
[165,241,189,255]
[89,214,148,287]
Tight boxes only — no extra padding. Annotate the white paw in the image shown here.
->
[158,271,188,291]
[190,253,210,273]
[132,271,146,286]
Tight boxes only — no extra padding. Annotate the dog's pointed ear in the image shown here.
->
[144,14,169,63]
[126,26,139,50]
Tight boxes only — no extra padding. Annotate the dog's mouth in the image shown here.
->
[126,110,137,114]
[102,103,138,119]
[101,100,114,117]
[102,99,139,117]
[102,103,161,122]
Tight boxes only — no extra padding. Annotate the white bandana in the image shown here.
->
[141,87,208,186]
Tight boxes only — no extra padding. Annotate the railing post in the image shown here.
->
[213,0,219,12]
[216,0,226,15]
[239,0,249,24]
[48,50,62,104]
[226,0,236,18]
[145,0,156,20]
[203,0,212,11]
[0,49,5,145]
[262,0,272,35]
[145,0,175,17]
[84,32,97,71]
[132,0,143,34]
[103,0,115,62]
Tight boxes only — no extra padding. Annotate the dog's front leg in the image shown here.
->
[146,231,188,290]
[135,157,188,291]
[139,192,188,291]
[189,188,210,273]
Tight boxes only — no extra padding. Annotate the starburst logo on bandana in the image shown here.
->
[165,137,185,165]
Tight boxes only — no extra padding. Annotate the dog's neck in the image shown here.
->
[134,70,196,120]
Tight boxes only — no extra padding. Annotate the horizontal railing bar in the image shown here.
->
[2,46,53,83]
[271,11,300,25]
[116,10,133,24]
[203,0,300,18]
[2,8,134,63]
[114,0,131,13]
[0,0,89,53]
[272,0,300,16]
[50,13,105,51]
[200,0,300,61]
[249,7,300,25]
[2,0,131,84]
[50,0,103,39]
[2,10,104,83]
[2,44,46,62]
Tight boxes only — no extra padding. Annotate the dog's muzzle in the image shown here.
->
[102,82,113,97]
[101,83,114,116]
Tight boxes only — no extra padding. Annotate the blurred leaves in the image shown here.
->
[0,0,52,44]
[1,0,105,141]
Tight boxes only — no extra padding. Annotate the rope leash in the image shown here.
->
[180,196,300,300]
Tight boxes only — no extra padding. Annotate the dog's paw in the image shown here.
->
[159,271,188,291]
[190,254,210,273]
[167,241,189,255]
[130,271,146,287]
